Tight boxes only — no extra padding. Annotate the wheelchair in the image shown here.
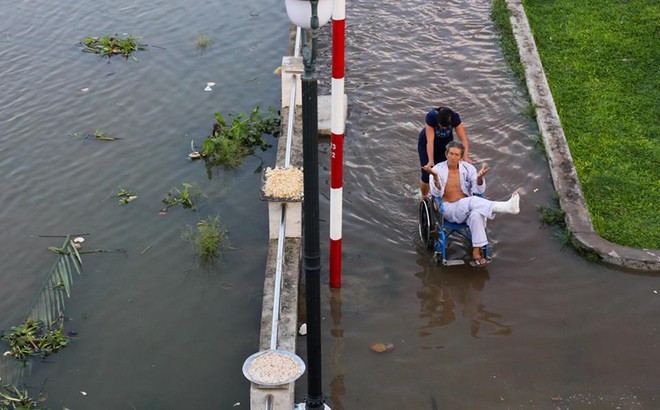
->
[418,196,491,266]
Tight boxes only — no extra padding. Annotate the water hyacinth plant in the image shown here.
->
[79,34,146,61]
[1,320,68,362]
[201,107,280,168]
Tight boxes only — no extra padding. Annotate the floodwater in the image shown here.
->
[0,0,288,408]
[0,0,658,410]
[295,1,660,409]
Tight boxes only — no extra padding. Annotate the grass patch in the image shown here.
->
[537,193,602,261]
[79,34,146,61]
[196,34,213,51]
[530,134,546,157]
[538,191,565,227]
[491,0,526,84]
[494,0,660,248]
[183,216,229,262]
[201,107,280,169]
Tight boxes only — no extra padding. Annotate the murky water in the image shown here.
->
[1,0,658,409]
[1,0,288,408]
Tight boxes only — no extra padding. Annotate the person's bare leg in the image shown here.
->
[419,181,430,198]
[472,247,486,266]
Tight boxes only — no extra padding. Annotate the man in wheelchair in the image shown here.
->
[422,141,520,266]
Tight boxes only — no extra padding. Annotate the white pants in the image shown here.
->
[440,196,494,248]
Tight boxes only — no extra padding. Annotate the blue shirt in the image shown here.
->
[417,107,462,164]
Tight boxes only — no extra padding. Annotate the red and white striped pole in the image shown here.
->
[329,0,345,288]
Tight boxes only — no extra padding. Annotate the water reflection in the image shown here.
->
[328,289,346,410]
[415,258,511,339]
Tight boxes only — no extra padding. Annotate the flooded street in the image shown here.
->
[0,0,658,409]
[297,0,660,409]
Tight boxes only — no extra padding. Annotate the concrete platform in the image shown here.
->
[317,94,348,137]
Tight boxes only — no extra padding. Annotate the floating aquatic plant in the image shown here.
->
[0,378,46,409]
[161,183,203,213]
[196,34,213,51]
[116,188,138,205]
[201,107,280,169]
[1,319,68,362]
[79,34,146,61]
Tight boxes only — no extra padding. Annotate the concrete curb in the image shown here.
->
[506,0,660,272]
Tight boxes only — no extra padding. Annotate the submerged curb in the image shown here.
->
[505,0,660,272]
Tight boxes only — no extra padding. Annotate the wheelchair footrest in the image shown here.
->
[443,259,465,266]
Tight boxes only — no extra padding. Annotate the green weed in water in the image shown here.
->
[201,107,280,169]
[117,187,137,205]
[0,378,46,409]
[161,183,203,212]
[196,34,213,50]
[1,319,68,362]
[183,216,229,262]
[79,34,146,61]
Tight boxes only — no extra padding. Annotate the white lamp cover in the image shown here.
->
[285,0,333,29]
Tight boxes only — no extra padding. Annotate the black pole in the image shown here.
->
[302,1,324,409]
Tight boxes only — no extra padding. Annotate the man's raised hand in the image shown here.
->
[478,163,490,178]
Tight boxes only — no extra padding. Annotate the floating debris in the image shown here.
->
[369,343,394,353]
[188,140,201,159]
[72,237,85,249]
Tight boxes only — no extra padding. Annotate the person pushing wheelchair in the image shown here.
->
[422,141,520,267]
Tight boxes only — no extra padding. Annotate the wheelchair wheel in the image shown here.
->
[418,198,435,250]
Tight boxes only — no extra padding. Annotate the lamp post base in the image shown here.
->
[296,403,332,410]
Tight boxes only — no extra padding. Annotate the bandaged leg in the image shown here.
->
[492,191,520,214]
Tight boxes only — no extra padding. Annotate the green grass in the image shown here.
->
[491,0,526,84]
[493,0,660,248]
[196,34,213,50]
[183,216,228,262]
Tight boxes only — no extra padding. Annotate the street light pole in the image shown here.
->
[285,0,332,407]
[300,2,324,408]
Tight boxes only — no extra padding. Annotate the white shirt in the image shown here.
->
[429,160,486,199]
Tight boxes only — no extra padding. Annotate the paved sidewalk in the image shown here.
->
[506,0,660,272]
